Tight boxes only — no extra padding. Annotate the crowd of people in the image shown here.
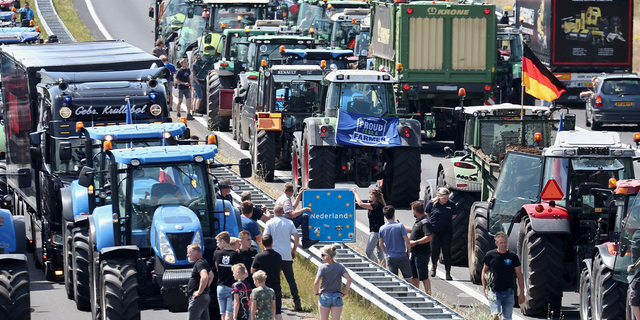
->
[186,183,524,320]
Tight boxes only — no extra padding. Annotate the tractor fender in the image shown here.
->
[70,181,89,219]
[89,205,115,252]
[12,215,25,254]
[0,209,18,253]
[293,131,303,150]
[303,118,337,147]
[581,258,593,279]
[516,204,571,235]
[98,245,139,262]
[439,161,455,188]
[594,243,616,270]
[61,186,74,222]
[73,214,90,229]
[398,119,421,147]
[237,73,248,93]
[0,254,27,263]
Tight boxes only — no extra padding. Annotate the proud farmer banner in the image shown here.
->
[336,109,402,147]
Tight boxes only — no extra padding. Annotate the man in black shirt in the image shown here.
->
[239,230,258,288]
[187,244,214,320]
[251,234,283,319]
[406,201,433,294]
[482,232,525,320]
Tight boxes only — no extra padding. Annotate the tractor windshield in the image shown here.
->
[225,34,249,62]
[274,80,320,112]
[474,119,559,161]
[161,0,188,38]
[325,82,395,116]
[354,29,369,56]
[176,8,206,59]
[613,193,640,283]
[497,34,522,62]
[331,21,360,49]
[212,7,258,33]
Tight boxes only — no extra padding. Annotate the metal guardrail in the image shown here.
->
[34,0,75,43]
[211,161,464,320]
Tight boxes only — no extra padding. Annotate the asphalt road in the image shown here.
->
[33,3,640,319]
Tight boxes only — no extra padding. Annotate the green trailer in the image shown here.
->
[371,1,498,149]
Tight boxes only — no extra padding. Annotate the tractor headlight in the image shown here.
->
[158,231,176,263]
[52,233,63,246]
[150,104,162,117]
[130,159,141,167]
[59,107,72,119]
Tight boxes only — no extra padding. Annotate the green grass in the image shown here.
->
[33,6,49,39]
[52,0,94,41]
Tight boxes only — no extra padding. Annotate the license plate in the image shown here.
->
[616,101,633,107]
[583,82,592,87]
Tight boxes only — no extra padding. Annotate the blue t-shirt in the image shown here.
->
[18,8,34,21]
[241,216,261,241]
[425,199,457,229]
[165,63,176,82]
[175,68,191,90]
[378,221,408,258]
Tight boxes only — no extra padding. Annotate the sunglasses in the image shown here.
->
[321,254,327,257]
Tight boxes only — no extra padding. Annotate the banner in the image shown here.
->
[336,109,402,147]
[371,4,395,61]
[303,189,355,242]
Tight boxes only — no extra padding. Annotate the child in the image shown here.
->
[231,237,241,251]
[251,270,275,320]
[232,263,252,320]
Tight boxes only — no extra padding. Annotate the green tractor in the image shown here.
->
[495,25,524,104]
[152,0,189,45]
[328,8,369,50]
[295,0,369,43]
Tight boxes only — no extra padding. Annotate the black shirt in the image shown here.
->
[410,215,433,254]
[368,201,385,233]
[241,247,258,288]
[214,248,244,287]
[425,199,457,229]
[251,248,282,286]
[188,258,211,295]
[482,249,521,291]
[176,68,191,90]
[216,192,233,203]
[250,207,265,221]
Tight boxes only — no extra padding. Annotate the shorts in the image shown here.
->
[178,87,191,100]
[217,285,234,314]
[630,276,640,306]
[488,288,514,320]
[318,292,344,308]
[167,81,173,94]
[410,252,430,281]
[387,256,413,280]
[193,83,205,99]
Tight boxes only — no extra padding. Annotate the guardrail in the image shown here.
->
[34,0,75,42]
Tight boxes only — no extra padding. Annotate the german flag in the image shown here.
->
[522,45,566,102]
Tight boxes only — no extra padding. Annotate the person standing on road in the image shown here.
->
[314,244,352,320]
[215,232,245,320]
[263,204,305,311]
[251,234,283,320]
[232,263,252,320]
[175,58,192,119]
[187,244,214,320]
[191,53,206,116]
[426,187,457,280]
[378,205,413,281]
[275,183,319,249]
[251,270,276,320]
[152,38,168,58]
[406,201,433,294]
[239,230,258,288]
[482,232,525,320]
[160,55,176,111]
[351,188,386,266]
[241,191,271,222]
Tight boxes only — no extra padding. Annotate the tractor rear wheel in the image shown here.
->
[254,130,276,182]
[468,202,494,284]
[592,252,628,320]
[518,216,564,315]
[302,127,335,189]
[100,258,140,320]
[384,147,420,208]
[64,225,74,300]
[580,267,592,320]
[73,227,91,311]
[444,191,479,266]
[207,71,229,132]
[0,259,30,320]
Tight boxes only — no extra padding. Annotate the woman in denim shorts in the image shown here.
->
[314,245,352,320]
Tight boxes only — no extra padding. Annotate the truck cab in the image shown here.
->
[328,8,369,50]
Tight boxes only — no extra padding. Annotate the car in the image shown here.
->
[585,74,640,130]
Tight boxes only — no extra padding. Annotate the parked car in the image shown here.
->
[586,74,640,130]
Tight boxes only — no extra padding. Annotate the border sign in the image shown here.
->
[303,189,355,242]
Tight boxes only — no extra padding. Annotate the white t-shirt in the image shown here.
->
[264,216,298,261]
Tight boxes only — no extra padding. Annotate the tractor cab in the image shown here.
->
[322,70,397,117]
[158,0,189,43]
[295,0,369,41]
[329,8,369,50]
[282,48,353,69]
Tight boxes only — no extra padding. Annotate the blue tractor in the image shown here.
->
[62,121,192,310]
[76,144,250,318]
[0,209,30,320]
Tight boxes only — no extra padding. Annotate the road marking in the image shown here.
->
[85,0,114,40]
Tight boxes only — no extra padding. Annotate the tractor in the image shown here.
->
[0,209,30,320]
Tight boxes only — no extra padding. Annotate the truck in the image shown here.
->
[516,0,633,104]
[237,65,324,181]
[0,209,30,320]
[0,41,171,282]
[370,1,498,149]
[79,145,250,318]
[431,103,562,265]
[291,69,422,207]
[468,130,640,315]
[151,0,189,44]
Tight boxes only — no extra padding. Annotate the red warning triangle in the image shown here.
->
[541,179,564,201]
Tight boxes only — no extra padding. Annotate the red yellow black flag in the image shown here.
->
[522,45,567,102]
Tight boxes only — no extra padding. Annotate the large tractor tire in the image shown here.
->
[592,253,628,320]
[580,267,593,320]
[384,147,421,208]
[302,127,335,189]
[64,225,74,300]
[291,139,302,190]
[468,202,495,284]
[72,227,91,311]
[0,259,30,320]
[99,258,140,320]
[254,130,276,182]
[518,216,564,316]
[207,71,229,132]
[443,191,479,266]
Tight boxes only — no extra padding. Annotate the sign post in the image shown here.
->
[303,189,356,242]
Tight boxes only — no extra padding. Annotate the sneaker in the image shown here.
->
[301,239,319,249]
[177,112,182,117]
[186,114,194,120]
[430,268,437,278]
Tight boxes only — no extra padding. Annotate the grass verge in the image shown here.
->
[33,7,49,39]
[52,0,94,41]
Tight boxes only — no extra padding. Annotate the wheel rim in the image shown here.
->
[437,169,446,188]
[520,237,529,287]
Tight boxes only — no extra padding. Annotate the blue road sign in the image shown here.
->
[303,189,355,242]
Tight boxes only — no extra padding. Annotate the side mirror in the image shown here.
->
[187,7,194,19]
[149,6,155,19]
[59,142,72,161]
[444,146,454,158]
[234,96,243,104]
[488,197,496,210]
[238,158,251,178]
[29,132,41,146]
[78,166,95,188]
[17,168,30,188]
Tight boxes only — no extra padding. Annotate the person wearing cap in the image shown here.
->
[216,178,233,203]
